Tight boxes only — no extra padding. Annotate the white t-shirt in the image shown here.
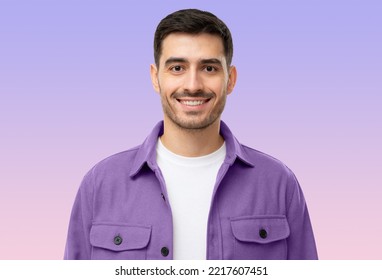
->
[156,139,226,259]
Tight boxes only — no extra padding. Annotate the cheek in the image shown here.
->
[210,84,227,96]
[205,76,228,92]
[158,77,180,93]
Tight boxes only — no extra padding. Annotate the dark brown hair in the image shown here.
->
[154,9,233,67]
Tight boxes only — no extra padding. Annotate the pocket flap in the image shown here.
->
[231,215,290,244]
[90,223,151,251]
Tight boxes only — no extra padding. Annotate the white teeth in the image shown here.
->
[181,100,206,106]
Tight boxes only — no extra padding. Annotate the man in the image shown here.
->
[64,9,318,260]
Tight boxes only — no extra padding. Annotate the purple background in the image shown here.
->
[0,0,381,259]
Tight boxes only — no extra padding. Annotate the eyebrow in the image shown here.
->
[200,58,223,66]
[164,57,187,67]
[164,57,223,67]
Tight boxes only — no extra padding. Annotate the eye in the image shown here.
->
[204,65,217,72]
[170,65,184,72]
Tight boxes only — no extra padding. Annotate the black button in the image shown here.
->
[259,229,267,239]
[161,247,169,257]
[114,235,123,245]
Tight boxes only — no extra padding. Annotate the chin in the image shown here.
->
[173,117,219,130]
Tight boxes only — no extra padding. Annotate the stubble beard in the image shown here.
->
[160,90,227,131]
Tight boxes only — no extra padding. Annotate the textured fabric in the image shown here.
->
[64,121,318,260]
[156,139,226,259]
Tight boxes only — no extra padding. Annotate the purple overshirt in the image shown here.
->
[64,121,318,260]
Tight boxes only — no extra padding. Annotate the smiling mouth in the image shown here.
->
[177,99,210,106]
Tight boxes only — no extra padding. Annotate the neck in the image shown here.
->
[160,118,224,157]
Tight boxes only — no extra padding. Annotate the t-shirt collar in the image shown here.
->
[129,120,255,177]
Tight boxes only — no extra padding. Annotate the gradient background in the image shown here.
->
[0,0,381,259]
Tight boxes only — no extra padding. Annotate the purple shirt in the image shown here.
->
[64,121,318,260]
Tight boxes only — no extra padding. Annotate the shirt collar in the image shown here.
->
[129,120,255,177]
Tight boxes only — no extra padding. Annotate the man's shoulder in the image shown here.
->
[237,144,301,193]
[239,143,295,176]
[85,145,142,178]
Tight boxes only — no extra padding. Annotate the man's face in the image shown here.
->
[150,33,237,130]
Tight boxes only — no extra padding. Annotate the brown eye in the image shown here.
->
[205,66,216,72]
[172,65,183,72]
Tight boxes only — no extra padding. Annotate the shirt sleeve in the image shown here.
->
[286,172,318,259]
[64,173,94,259]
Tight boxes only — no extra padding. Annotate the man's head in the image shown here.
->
[150,9,237,131]
[154,9,233,68]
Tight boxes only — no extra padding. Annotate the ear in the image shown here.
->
[150,64,160,93]
[227,65,237,95]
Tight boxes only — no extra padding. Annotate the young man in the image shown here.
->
[64,9,318,260]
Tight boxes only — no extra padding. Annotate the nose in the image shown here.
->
[183,69,203,93]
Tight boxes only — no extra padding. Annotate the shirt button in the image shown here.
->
[161,247,169,257]
[114,235,123,245]
[259,229,267,239]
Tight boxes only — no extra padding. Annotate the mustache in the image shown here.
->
[172,91,214,99]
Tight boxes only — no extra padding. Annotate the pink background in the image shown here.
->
[0,0,381,259]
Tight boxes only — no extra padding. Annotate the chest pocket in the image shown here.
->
[230,215,290,260]
[90,223,152,260]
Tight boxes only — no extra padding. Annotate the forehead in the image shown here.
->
[160,33,225,63]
